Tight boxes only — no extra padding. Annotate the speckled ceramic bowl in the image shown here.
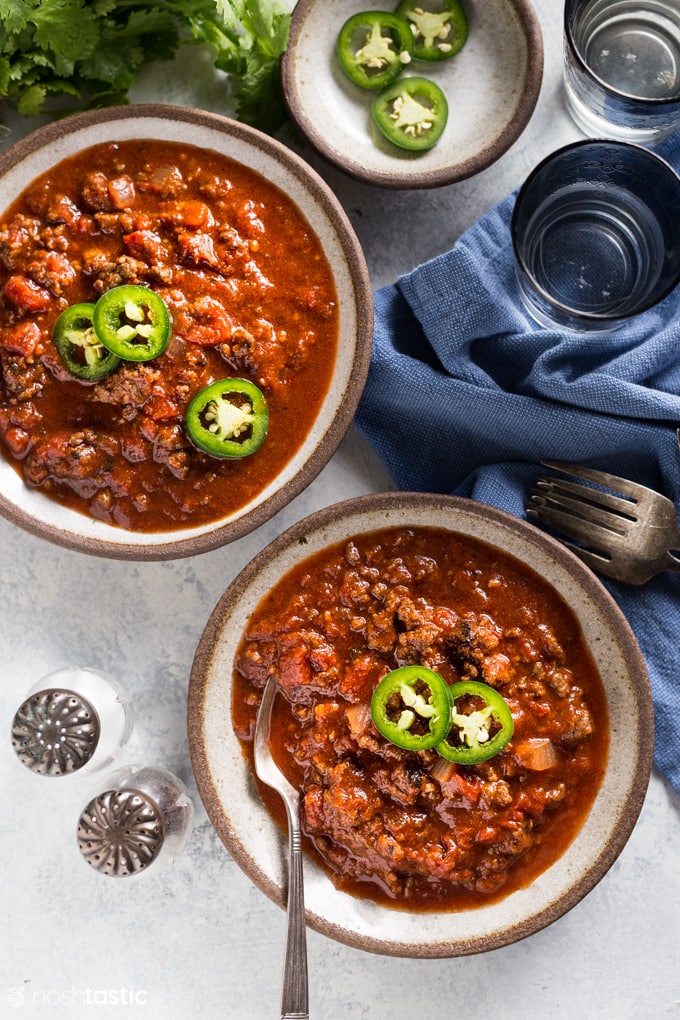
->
[281,0,544,189]
[0,105,373,559]
[188,492,653,958]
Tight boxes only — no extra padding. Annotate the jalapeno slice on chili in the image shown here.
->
[394,0,468,62]
[372,76,448,151]
[52,302,122,381]
[370,666,452,751]
[435,680,514,764]
[93,284,171,362]
[337,11,413,90]
[185,377,268,459]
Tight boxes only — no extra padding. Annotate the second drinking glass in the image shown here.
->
[511,139,680,332]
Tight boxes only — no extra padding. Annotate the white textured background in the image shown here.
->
[1,4,679,1018]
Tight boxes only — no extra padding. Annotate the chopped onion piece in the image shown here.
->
[514,738,560,771]
[346,701,371,737]
[430,755,457,784]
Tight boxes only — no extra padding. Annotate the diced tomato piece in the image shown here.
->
[3,320,42,356]
[4,274,51,312]
[515,790,548,819]
[74,215,97,236]
[145,393,179,421]
[28,251,77,293]
[46,195,81,229]
[175,295,233,345]
[440,770,482,804]
[2,426,31,458]
[123,230,169,265]
[176,231,221,269]
[278,643,314,692]
[474,826,499,845]
[176,201,214,229]
[528,701,552,718]
[338,652,378,701]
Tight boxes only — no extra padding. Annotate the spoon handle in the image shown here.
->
[281,806,309,1020]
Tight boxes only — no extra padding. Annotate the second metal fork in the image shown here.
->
[526,460,680,585]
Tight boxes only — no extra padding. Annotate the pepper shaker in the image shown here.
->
[10,666,133,777]
[76,764,194,878]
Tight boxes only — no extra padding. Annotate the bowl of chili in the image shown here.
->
[0,104,373,558]
[281,0,544,189]
[188,492,653,957]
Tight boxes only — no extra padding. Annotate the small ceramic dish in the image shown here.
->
[281,0,544,189]
[188,492,653,957]
[0,104,373,559]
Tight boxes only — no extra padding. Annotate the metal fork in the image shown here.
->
[254,675,309,1020]
[526,460,680,584]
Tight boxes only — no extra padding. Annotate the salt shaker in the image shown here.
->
[10,666,133,777]
[76,764,194,878]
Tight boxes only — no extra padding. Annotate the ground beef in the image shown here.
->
[22,428,118,498]
[91,363,159,410]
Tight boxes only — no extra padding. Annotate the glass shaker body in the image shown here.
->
[11,666,133,777]
[77,764,194,877]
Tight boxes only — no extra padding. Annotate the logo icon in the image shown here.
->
[7,987,25,1008]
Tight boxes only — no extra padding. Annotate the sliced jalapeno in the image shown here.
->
[435,680,514,764]
[185,377,268,459]
[52,302,121,381]
[93,284,171,362]
[372,76,448,151]
[370,665,452,751]
[394,0,468,62]
[337,11,413,90]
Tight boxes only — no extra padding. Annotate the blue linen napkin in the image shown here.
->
[355,132,680,796]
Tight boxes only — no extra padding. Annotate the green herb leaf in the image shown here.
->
[210,0,291,131]
[235,51,285,131]
[31,0,100,65]
[0,0,33,36]
[214,0,246,37]
[0,0,292,133]
[16,82,45,116]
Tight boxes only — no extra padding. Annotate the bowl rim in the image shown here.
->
[281,0,545,190]
[0,103,374,559]
[187,491,654,957]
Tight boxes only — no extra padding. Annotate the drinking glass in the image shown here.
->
[10,666,133,777]
[511,139,680,332]
[564,0,680,143]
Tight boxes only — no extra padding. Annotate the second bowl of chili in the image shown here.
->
[188,491,653,957]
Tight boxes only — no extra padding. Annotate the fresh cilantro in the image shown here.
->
[210,0,291,130]
[0,0,292,133]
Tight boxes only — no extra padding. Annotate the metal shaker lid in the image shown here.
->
[11,688,100,776]
[77,788,164,877]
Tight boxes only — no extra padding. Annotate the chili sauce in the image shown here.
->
[0,140,338,531]
[233,526,610,912]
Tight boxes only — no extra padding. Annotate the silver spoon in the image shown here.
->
[254,675,309,1020]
